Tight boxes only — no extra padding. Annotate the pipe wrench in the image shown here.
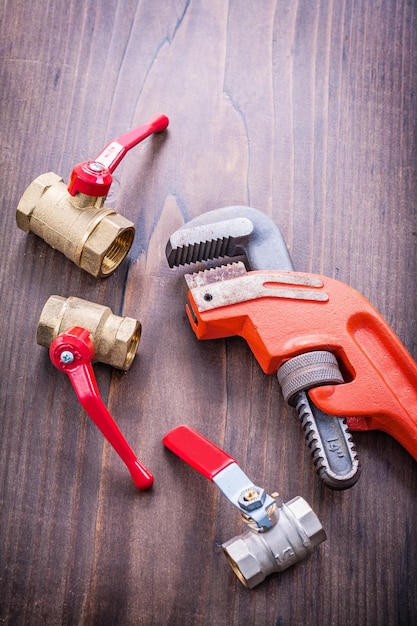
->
[166,206,417,486]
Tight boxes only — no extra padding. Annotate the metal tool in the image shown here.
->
[166,206,359,489]
[17,114,169,277]
[49,326,153,489]
[166,206,417,470]
[163,425,326,589]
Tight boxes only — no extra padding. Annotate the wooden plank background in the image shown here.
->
[1,1,417,624]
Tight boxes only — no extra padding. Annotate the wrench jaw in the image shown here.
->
[165,206,293,272]
[166,216,254,269]
[182,263,248,332]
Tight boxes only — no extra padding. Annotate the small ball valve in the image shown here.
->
[49,326,153,489]
[16,114,169,277]
[163,425,326,588]
[37,295,140,371]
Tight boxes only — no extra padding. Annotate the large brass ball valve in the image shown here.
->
[16,114,169,277]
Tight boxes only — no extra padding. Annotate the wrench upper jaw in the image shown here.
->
[165,205,293,272]
[165,216,254,268]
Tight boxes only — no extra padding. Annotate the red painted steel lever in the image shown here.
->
[68,113,169,197]
[163,425,236,480]
[49,326,153,489]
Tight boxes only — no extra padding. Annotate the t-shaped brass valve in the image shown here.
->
[16,114,169,277]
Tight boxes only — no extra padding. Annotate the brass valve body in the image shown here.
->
[16,172,135,277]
[37,295,140,371]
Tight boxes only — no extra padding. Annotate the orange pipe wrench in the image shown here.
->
[166,206,417,480]
[183,266,417,459]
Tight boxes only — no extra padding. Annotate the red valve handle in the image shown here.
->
[67,113,169,197]
[164,426,277,530]
[163,425,236,480]
[49,326,153,490]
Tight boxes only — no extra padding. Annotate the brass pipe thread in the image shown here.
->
[37,295,141,371]
[16,172,135,277]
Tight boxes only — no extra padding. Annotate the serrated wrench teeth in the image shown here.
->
[166,217,253,267]
[165,205,293,271]
[184,262,247,289]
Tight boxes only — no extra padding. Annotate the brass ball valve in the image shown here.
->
[16,114,169,277]
[37,294,141,371]
[37,297,152,488]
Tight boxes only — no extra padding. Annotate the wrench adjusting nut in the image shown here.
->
[278,350,344,406]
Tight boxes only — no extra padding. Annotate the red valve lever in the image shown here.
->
[49,326,153,490]
[164,425,277,530]
[68,113,169,197]
[163,425,236,480]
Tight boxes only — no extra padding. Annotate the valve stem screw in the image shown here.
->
[89,162,105,173]
[60,350,75,364]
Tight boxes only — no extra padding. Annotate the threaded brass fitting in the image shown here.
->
[37,295,141,370]
[16,172,135,277]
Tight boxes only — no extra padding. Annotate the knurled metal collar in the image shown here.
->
[277,350,344,405]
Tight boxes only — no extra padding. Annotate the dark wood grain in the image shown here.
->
[1,1,417,624]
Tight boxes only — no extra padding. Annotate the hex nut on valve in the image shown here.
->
[222,496,326,589]
[80,212,135,277]
[238,487,266,511]
[37,295,141,371]
[223,538,269,589]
